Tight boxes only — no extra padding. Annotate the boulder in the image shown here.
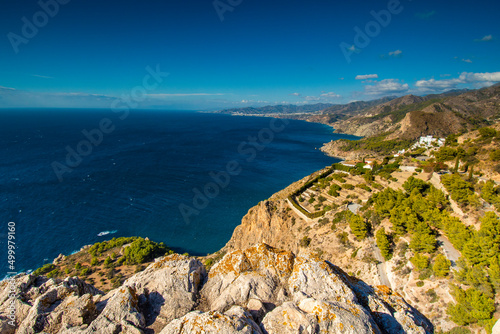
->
[159,306,262,334]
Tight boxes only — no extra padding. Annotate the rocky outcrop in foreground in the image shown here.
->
[1,244,433,333]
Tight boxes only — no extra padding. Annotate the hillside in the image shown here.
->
[223,152,500,333]
[328,85,499,140]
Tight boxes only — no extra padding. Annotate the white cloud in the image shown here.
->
[415,78,460,91]
[475,34,493,42]
[290,92,301,96]
[364,79,409,95]
[240,99,269,104]
[303,91,342,102]
[0,86,16,91]
[415,71,500,92]
[459,72,500,82]
[304,96,321,101]
[320,92,341,99]
[146,93,224,98]
[462,59,473,63]
[355,74,379,80]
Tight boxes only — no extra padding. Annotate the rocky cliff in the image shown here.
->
[1,244,432,333]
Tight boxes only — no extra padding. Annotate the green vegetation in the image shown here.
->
[300,236,312,248]
[122,238,168,265]
[88,237,139,257]
[348,214,369,240]
[376,227,392,260]
[33,263,56,276]
[447,284,495,326]
[433,254,451,277]
[410,253,429,270]
[338,133,413,156]
[441,173,479,208]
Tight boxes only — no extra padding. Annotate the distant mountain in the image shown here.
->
[327,86,499,139]
[213,103,335,115]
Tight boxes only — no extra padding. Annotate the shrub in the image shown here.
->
[300,236,311,248]
[426,288,438,303]
[433,254,451,277]
[344,184,355,190]
[416,281,424,287]
[418,269,432,280]
[410,253,429,270]
[33,263,56,277]
[337,232,349,247]
[205,258,214,267]
[80,267,91,276]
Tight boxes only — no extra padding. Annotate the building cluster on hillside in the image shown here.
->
[396,135,445,156]
[341,159,381,170]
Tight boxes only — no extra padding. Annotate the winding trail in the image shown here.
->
[369,238,392,289]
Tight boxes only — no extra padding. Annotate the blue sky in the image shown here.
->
[0,0,499,109]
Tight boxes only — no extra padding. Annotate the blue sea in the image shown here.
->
[0,109,358,275]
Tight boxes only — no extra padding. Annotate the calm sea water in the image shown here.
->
[0,109,358,275]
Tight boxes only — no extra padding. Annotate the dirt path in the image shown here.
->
[369,238,392,288]
[437,235,461,268]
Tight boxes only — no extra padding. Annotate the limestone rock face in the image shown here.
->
[159,306,262,334]
[123,254,207,331]
[0,275,102,334]
[201,244,294,312]
[1,244,433,333]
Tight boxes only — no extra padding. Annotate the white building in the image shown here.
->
[411,136,445,150]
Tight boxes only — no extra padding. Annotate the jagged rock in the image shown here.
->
[1,276,103,334]
[2,243,433,334]
[349,279,433,334]
[246,299,266,323]
[203,244,431,334]
[68,286,145,334]
[53,254,66,265]
[288,252,358,304]
[260,301,316,333]
[201,244,294,312]
[159,306,262,334]
[123,253,206,331]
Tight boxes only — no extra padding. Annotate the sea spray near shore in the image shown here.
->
[0,109,358,275]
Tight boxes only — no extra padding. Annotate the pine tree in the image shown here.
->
[376,228,392,260]
[410,253,429,270]
[349,214,369,240]
[410,221,437,253]
[468,165,474,181]
[433,254,451,277]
